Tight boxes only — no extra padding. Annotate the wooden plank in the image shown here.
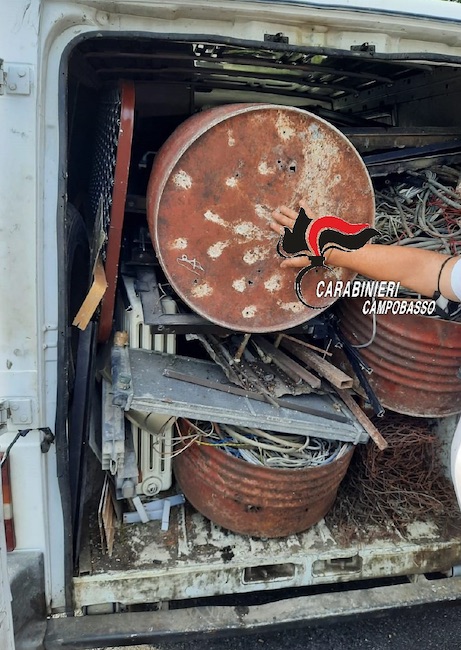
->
[72,257,107,330]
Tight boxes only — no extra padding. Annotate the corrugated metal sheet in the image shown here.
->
[147,103,374,332]
[338,298,461,417]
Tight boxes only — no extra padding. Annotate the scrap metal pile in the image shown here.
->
[80,88,461,543]
[375,168,461,294]
[179,329,387,449]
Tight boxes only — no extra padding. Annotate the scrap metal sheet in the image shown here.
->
[124,349,367,444]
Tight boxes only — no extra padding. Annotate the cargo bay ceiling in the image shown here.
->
[67,35,461,124]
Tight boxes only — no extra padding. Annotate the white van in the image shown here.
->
[2,1,461,648]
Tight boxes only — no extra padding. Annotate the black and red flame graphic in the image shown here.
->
[277,208,379,308]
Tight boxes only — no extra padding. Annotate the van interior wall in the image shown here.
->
[342,76,461,128]
[398,89,461,128]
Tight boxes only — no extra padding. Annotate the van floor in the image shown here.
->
[75,483,461,609]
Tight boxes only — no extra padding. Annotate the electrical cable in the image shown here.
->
[181,419,352,469]
[374,170,461,304]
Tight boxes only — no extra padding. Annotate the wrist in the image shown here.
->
[324,248,337,265]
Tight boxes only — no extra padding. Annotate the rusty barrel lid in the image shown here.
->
[147,103,375,332]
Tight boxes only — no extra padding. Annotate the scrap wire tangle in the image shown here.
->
[277,208,379,308]
[180,419,351,469]
[326,413,461,541]
[375,170,461,276]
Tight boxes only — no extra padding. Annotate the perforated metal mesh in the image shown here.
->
[88,86,122,261]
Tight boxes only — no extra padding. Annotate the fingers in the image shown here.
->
[273,204,317,221]
[280,256,310,269]
[271,204,318,229]
[298,202,317,220]
[270,205,318,266]
[271,206,298,236]
[273,205,298,221]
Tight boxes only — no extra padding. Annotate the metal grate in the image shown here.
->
[88,85,121,261]
[87,80,135,343]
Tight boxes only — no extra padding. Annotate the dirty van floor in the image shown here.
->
[81,494,461,571]
[73,484,461,618]
[76,414,461,611]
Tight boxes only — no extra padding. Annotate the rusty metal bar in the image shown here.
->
[279,338,353,390]
[233,333,252,364]
[277,333,333,356]
[254,337,321,389]
[96,80,135,343]
[333,389,387,450]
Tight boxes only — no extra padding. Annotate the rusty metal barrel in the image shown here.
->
[337,298,461,417]
[173,420,354,538]
[147,104,375,332]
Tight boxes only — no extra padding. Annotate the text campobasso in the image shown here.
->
[315,280,436,315]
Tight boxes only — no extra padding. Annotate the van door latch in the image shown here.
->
[0,61,31,95]
[264,33,289,44]
[350,42,376,54]
[0,400,9,428]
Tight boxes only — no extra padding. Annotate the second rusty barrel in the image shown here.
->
[337,297,461,417]
[173,419,354,538]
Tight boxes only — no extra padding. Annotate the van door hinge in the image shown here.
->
[0,399,33,428]
[0,400,8,428]
[0,60,4,95]
[0,61,31,95]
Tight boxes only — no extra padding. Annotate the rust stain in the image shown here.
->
[147,104,375,332]
[170,237,188,250]
[264,274,283,293]
[207,241,230,258]
[173,170,192,189]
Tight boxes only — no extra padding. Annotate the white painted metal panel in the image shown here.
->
[1,0,461,617]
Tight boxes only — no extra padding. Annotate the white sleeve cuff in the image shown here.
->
[450,258,461,301]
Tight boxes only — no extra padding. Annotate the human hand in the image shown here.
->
[271,205,318,268]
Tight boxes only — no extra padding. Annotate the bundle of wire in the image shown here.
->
[326,413,461,542]
[176,419,351,469]
[375,170,461,273]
